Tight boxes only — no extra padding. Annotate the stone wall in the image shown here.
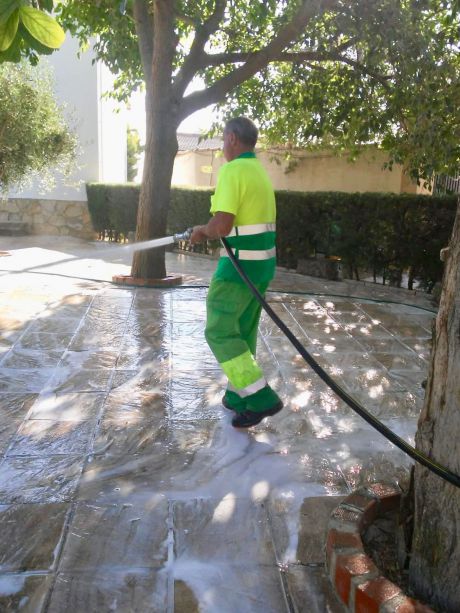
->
[2,199,95,240]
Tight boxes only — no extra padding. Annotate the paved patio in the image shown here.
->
[0,237,435,612]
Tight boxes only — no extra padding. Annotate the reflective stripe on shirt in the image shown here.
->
[220,247,276,260]
[226,223,276,237]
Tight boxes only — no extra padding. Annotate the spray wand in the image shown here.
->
[173,228,194,242]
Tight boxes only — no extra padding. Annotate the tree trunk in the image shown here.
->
[131,0,179,279]
[408,265,416,291]
[130,86,178,278]
[409,198,460,611]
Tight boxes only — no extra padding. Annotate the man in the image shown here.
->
[190,117,283,428]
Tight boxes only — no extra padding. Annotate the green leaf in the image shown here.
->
[19,22,54,55]
[39,0,54,12]
[19,6,65,49]
[0,0,21,25]
[0,30,21,63]
[0,9,19,51]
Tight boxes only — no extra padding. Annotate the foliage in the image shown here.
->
[86,182,212,238]
[19,1,458,183]
[0,1,65,65]
[276,190,457,289]
[0,61,77,194]
[219,1,460,182]
[126,126,143,182]
[85,183,112,234]
[86,182,457,290]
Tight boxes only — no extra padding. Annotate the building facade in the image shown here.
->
[172,134,429,195]
[3,35,127,239]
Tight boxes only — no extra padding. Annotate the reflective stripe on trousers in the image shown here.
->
[219,350,267,396]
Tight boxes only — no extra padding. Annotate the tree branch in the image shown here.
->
[173,0,228,98]
[177,0,337,121]
[333,54,393,91]
[329,52,411,134]
[133,0,154,87]
[198,49,342,67]
[195,34,356,68]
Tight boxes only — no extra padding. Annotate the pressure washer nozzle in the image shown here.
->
[173,228,193,242]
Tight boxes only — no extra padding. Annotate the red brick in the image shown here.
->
[326,528,363,562]
[344,492,376,511]
[366,483,400,498]
[331,504,362,526]
[341,493,379,530]
[393,596,436,612]
[365,483,401,513]
[355,577,401,613]
[334,553,378,605]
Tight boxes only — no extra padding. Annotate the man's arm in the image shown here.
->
[190,211,235,244]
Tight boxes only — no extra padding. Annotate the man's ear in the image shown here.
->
[228,131,238,146]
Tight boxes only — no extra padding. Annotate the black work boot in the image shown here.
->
[231,400,283,428]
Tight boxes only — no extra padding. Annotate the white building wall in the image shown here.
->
[10,34,126,202]
[97,62,127,183]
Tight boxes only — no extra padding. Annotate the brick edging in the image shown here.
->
[325,483,435,612]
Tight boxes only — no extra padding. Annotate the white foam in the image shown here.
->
[0,574,26,596]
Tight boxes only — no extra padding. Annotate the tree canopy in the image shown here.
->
[227,1,459,181]
[0,61,77,194]
[2,1,458,182]
[55,0,460,182]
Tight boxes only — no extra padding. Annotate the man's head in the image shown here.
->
[223,117,258,161]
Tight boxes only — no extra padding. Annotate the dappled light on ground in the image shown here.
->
[0,238,434,610]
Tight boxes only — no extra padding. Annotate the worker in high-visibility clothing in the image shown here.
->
[190,117,283,428]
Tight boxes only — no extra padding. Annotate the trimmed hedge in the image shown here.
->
[86,183,457,290]
[86,183,140,240]
[276,191,457,289]
[86,182,212,240]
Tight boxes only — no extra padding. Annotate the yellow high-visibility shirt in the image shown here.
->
[210,152,277,283]
[210,153,276,225]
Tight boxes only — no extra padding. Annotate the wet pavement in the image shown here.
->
[0,237,435,612]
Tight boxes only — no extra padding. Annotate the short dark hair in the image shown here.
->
[224,117,258,148]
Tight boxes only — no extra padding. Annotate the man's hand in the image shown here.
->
[190,212,235,245]
[190,225,208,245]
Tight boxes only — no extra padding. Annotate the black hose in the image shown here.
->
[221,237,460,489]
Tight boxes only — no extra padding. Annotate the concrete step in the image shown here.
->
[0,221,29,236]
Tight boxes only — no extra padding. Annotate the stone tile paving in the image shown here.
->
[0,237,435,611]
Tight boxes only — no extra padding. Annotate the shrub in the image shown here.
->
[0,62,76,194]
[86,183,457,290]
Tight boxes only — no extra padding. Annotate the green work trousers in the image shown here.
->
[205,278,270,406]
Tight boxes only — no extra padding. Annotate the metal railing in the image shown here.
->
[433,173,460,195]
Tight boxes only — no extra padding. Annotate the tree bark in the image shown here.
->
[132,0,153,89]
[131,0,179,279]
[409,198,460,611]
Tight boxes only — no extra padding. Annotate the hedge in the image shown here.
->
[86,183,457,290]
